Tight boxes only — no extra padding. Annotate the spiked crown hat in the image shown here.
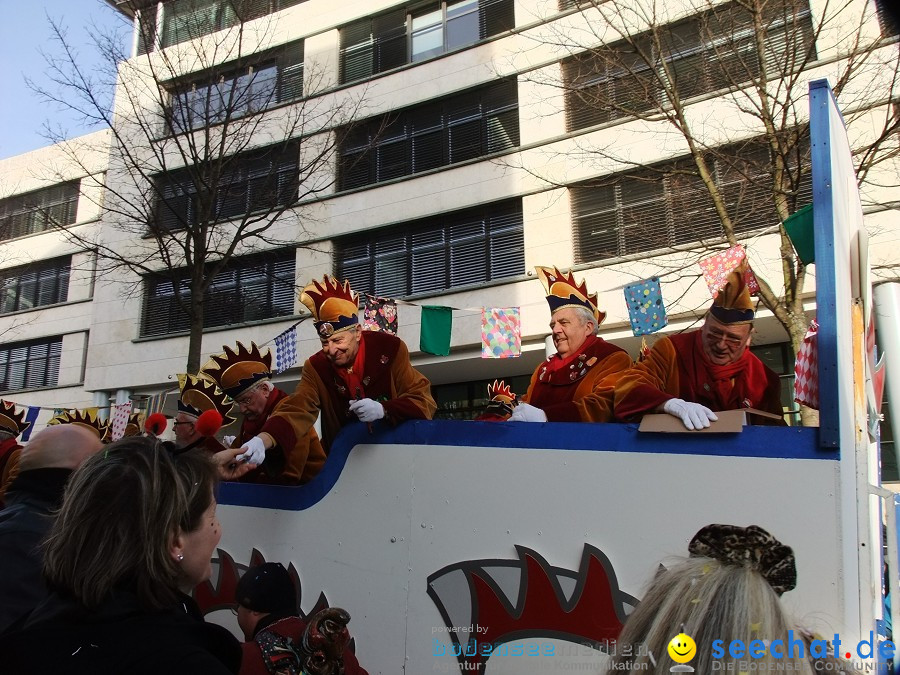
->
[48,409,111,442]
[0,400,31,438]
[709,261,755,325]
[536,266,605,325]
[202,342,273,400]
[300,275,360,339]
[177,374,236,425]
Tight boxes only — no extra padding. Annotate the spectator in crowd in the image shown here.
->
[0,437,243,674]
[606,524,857,674]
[256,275,435,456]
[507,266,631,423]
[0,424,103,632]
[202,342,326,485]
[236,562,368,675]
[615,263,784,429]
[0,400,32,507]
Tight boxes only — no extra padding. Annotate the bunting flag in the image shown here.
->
[110,402,133,442]
[794,319,819,409]
[481,307,521,358]
[20,406,41,442]
[420,306,452,356]
[363,295,399,335]
[744,265,761,296]
[698,244,746,298]
[623,277,668,336]
[146,392,167,416]
[273,325,298,374]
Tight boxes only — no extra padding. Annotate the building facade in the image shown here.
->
[0,0,897,434]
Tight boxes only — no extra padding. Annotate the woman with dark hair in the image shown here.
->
[0,436,242,674]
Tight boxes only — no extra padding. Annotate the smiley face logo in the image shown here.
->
[667,632,696,664]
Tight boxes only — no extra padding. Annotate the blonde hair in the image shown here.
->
[608,556,814,674]
[43,437,218,611]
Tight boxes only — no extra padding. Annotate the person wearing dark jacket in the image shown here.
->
[236,562,369,675]
[0,437,246,674]
[0,424,102,633]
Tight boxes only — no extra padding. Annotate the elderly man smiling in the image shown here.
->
[614,263,785,429]
[508,266,631,424]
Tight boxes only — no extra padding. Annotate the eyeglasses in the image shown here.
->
[705,329,747,347]
[172,421,194,427]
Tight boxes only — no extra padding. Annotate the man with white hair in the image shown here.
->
[202,342,326,484]
[508,266,632,423]
[0,424,103,631]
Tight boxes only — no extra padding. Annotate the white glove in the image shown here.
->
[348,398,385,423]
[663,398,718,430]
[223,435,236,448]
[236,435,266,465]
[508,402,548,423]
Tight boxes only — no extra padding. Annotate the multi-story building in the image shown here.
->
[0,0,897,447]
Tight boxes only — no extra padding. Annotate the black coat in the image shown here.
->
[0,590,242,674]
[0,467,70,633]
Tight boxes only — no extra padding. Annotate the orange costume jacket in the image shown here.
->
[614,331,784,421]
[241,388,327,485]
[523,334,632,422]
[273,331,436,452]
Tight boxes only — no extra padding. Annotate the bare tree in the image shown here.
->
[29,0,364,372]
[515,0,899,423]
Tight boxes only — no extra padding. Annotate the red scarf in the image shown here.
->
[240,387,288,443]
[541,334,599,378]
[334,334,367,399]
[693,331,753,409]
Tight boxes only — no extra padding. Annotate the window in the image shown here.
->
[0,181,80,242]
[0,257,71,314]
[168,40,304,132]
[571,140,812,262]
[563,0,816,131]
[875,0,899,37]
[750,342,799,426]
[155,142,299,230]
[338,79,519,190]
[140,249,295,337]
[339,0,514,83]
[150,0,308,52]
[335,198,525,297]
[0,337,62,392]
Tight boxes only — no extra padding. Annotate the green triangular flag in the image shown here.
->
[783,204,815,265]
[420,306,452,356]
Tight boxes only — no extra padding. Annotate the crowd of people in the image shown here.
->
[0,265,804,673]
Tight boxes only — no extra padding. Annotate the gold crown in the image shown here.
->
[0,400,31,437]
[48,409,111,442]
[300,275,360,337]
[178,374,236,425]
[536,266,605,325]
[202,342,273,399]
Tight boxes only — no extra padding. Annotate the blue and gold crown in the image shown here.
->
[536,266,605,325]
[300,275,360,338]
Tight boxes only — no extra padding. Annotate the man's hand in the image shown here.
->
[508,402,548,423]
[662,398,718,430]
[223,435,236,448]
[213,447,259,481]
[236,435,267,465]
[348,398,385,423]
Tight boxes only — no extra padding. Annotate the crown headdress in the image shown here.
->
[123,412,144,437]
[536,266,605,325]
[48,409,111,442]
[709,261,755,324]
[300,275,360,338]
[177,374,236,425]
[201,342,273,399]
[0,400,31,437]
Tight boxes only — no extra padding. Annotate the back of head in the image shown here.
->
[236,562,297,615]
[43,437,218,611]
[18,424,103,472]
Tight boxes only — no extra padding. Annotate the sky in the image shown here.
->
[0,0,130,160]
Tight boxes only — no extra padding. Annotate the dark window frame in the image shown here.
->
[0,336,63,393]
[338,79,519,191]
[167,39,304,133]
[338,0,515,84]
[140,248,296,337]
[0,256,71,315]
[571,140,813,263]
[335,198,525,298]
[0,181,80,242]
[562,0,816,131]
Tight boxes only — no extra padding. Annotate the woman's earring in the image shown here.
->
[177,553,184,562]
